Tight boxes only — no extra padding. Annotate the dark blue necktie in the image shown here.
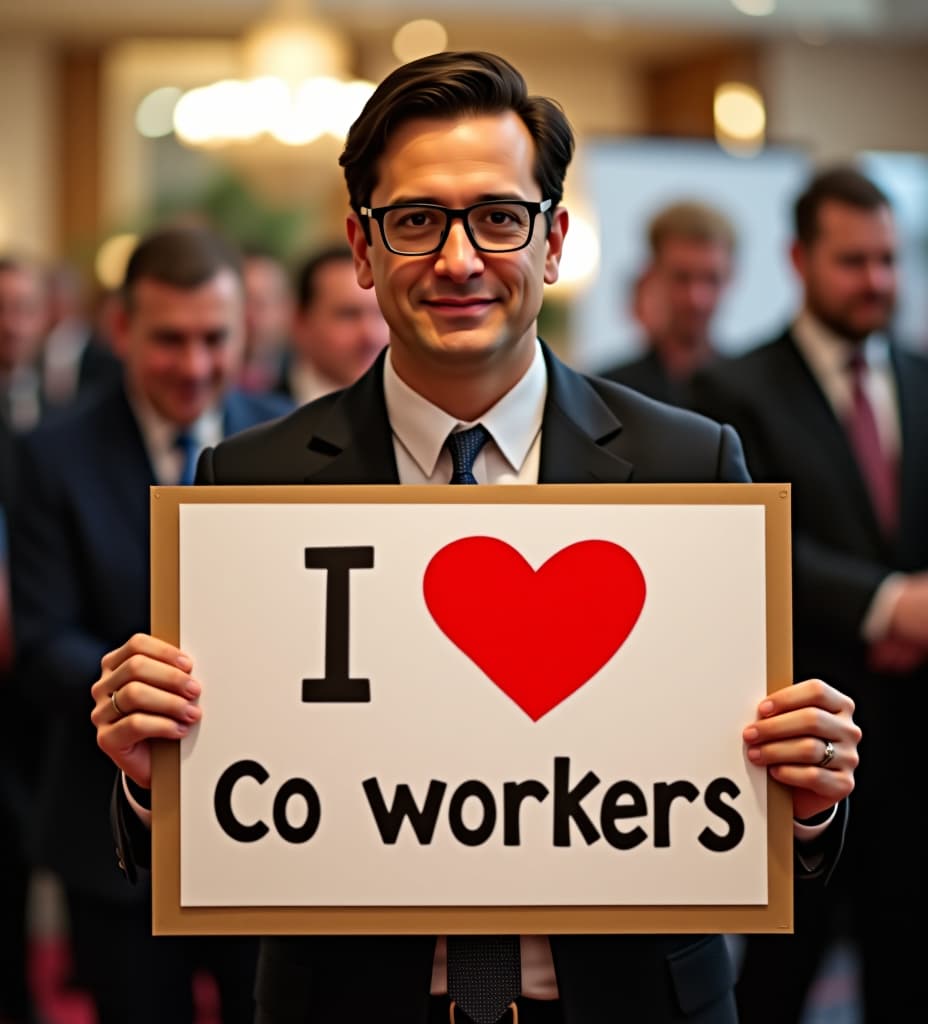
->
[446,424,491,485]
[174,431,199,486]
[444,424,521,1023]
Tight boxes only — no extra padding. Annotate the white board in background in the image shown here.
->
[568,138,811,374]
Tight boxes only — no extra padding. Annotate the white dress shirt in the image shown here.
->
[384,341,558,1000]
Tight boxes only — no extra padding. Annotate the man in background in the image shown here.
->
[692,165,927,1021]
[238,247,294,394]
[601,200,736,407]
[10,224,291,1023]
[275,242,389,404]
[0,256,48,434]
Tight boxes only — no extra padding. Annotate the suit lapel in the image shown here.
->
[539,344,634,484]
[300,351,400,485]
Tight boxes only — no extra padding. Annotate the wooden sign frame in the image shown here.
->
[150,482,793,935]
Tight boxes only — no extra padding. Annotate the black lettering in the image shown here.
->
[303,546,374,703]
[363,778,447,844]
[699,777,745,852]
[653,780,699,848]
[272,777,321,844]
[448,781,497,846]
[599,780,648,850]
[214,759,270,843]
[553,756,601,847]
[503,780,549,846]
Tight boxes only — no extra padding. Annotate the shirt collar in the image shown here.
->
[382,340,547,479]
[127,386,224,456]
[792,308,890,383]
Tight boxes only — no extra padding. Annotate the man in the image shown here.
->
[238,248,294,394]
[600,201,736,407]
[10,225,292,1023]
[0,256,47,433]
[40,260,122,410]
[91,53,859,1024]
[691,166,926,1021]
[275,242,389,404]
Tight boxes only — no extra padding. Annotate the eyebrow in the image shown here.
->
[381,192,534,207]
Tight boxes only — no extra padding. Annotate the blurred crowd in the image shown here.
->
[1,156,925,1024]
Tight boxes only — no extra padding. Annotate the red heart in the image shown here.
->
[423,537,646,721]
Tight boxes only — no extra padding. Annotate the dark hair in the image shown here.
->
[121,224,243,307]
[339,50,574,240]
[794,166,890,245]
[293,243,354,312]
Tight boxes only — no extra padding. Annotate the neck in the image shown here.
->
[657,335,715,379]
[390,339,536,421]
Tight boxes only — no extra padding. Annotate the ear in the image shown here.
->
[109,300,132,360]
[543,206,569,285]
[346,213,375,290]
[790,239,806,279]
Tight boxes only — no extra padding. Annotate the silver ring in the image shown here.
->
[110,689,126,718]
[818,739,835,768]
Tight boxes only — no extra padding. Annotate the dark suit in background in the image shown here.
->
[10,378,291,1024]
[691,327,928,1020]
[113,345,848,1024]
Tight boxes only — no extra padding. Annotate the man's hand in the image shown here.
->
[90,633,201,788]
[742,678,860,823]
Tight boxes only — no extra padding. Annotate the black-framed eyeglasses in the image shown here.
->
[359,198,553,256]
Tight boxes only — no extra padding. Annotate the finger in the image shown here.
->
[744,706,859,748]
[106,653,200,701]
[757,679,855,718]
[91,679,201,729]
[100,633,192,674]
[99,710,197,756]
[746,735,848,770]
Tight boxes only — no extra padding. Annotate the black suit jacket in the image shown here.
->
[690,327,927,876]
[10,380,292,902]
[113,345,847,1022]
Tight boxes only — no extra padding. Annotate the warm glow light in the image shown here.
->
[327,79,376,141]
[135,86,183,139]
[714,82,766,156]
[554,213,600,292]
[242,13,349,86]
[729,0,776,15]
[392,20,448,64]
[95,234,138,290]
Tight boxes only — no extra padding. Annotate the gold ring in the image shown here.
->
[110,689,126,718]
[818,739,835,768]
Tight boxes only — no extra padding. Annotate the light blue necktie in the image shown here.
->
[174,431,199,486]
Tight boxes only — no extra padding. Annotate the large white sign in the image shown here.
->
[176,499,769,910]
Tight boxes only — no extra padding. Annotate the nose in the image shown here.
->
[434,218,484,281]
[179,339,213,379]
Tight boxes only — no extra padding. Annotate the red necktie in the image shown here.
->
[845,353,898,537]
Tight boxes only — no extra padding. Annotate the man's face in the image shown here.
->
[649,237,732,350]
[243,256,293,359]
[347,112,567,391]
[793,200,897,342]
[114,270,244,426]
[0,266,47,373]
[291,259,388,388]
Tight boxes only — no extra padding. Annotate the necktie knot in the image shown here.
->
[174,431,199,486]
[446,424,491,485]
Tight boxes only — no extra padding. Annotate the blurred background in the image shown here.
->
[1,0,926,374]
[1,6,926,1021]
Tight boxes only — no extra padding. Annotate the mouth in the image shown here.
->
[422,296,498,315]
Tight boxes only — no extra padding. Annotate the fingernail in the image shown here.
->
[185,681,201,698]
[747,748,762,762]
[759,700,775,716]
[176,654,193,671]
[184,704,201,722]
[176,724,190,735]
[743,726,759,741]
